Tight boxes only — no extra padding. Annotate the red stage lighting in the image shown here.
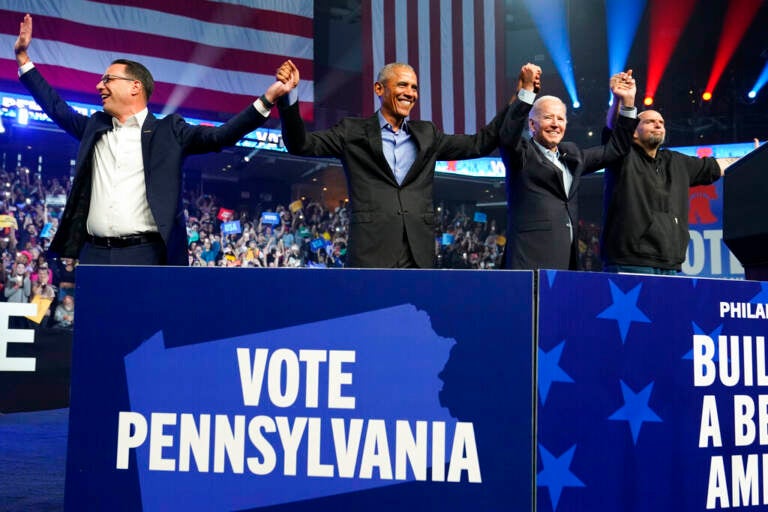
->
[702,91,713,101]
[704,0,763,100]
[645,0,697,101]
[643,96,654,106]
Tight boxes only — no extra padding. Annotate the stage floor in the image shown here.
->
[0,408,67,512]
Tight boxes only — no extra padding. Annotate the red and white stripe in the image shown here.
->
[0,0,314,120]
[362,0,505,134]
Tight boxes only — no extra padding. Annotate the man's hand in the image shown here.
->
[14,14,32,67]
[517,63,542,93]
[610,69,636,107]
[263,59,300,104]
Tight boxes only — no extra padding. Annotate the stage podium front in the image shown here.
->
[67,267,768,511]
[724,142,768,280]
[66,266,535,511]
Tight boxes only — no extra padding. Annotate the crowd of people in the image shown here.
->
[0,166,74,329]
[183,189,508,270]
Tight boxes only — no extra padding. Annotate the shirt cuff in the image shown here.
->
[618,105,637,119]
[253,98,271,117]
[517,88,536,105]
[18,61,35,77]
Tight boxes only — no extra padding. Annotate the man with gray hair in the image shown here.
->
[275,60,509,268]
[499,64,639,270]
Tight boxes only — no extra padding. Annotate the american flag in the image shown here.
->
[361,0,506,134]
[0,0,314,120]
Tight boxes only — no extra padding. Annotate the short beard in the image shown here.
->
[647,133,664,148]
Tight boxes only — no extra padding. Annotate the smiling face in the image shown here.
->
[529,97,567,150]
[95,63,142,122]
[375,64,418,129]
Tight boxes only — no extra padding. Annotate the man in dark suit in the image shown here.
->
[500,64,638,270]
[13,14,291,266]
[275,60,508,269]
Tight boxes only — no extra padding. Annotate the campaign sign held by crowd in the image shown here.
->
[67,267,534,511]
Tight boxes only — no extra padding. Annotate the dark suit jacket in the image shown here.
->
[499,98,638,270]
[278,101,508,268]
[21,67,268,265]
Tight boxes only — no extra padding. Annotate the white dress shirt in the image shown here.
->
[87,109,158,237]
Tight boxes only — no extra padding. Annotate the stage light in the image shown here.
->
[643,96,654,106]
[572,100,581,109]
[522,0,581,110]
[702,91,713,101]
[748,90,757,99]
[645,0,696,102]
[243,148,259,163]
[703,0,763,101]
[605,0,647,76]
[748,61,768,99]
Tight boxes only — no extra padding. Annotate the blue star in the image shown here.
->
[682,322,723,361]
[609,380,662,444]
[597,280,651,343]
[539,341,574,404]
[545,270,558,288]
[538,444,585,511]
[750,282,768,303]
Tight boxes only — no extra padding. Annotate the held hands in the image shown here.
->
[518,63,542,93]
[263,59,300,104]
[610,69,636,107]
[14,14,32,66]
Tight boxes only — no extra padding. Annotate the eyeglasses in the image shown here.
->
[100,74,136,85]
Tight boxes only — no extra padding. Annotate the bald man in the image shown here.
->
[600,103,727,275]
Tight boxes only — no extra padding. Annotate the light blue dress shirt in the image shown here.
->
[378,111,417,185]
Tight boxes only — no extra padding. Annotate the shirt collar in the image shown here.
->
[531,137,560,160]
[377,110,409,133]
[112,108,148,129]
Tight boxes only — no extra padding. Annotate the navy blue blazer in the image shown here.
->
[499,98,638,270]
[21,67,269,265]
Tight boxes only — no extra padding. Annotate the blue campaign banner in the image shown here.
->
[68,267,535,511]
[473,212,487,223]
[536,270,768,511]
[221,220,242,235]
[441,233,454,246]
[261,212,281,225]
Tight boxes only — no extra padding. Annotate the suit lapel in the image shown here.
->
[399,122,428,187]
[364,114,400,187]
[141,113,157,184]
[530,140,569,199]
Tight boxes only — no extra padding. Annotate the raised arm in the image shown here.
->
[606,69,635,130]
[276,60,346,157]
[14,13,32,67]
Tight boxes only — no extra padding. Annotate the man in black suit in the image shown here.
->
[500,64,638,270]
[14,14,292,266]
[275,60,508,269]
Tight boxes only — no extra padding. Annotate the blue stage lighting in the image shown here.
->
[748,90,757,99]
[522,0,580,109]
[573,100,581,109]
[749,61,768,99]
[605,0,648,76]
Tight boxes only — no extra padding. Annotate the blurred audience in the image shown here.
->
[0,163,607,331]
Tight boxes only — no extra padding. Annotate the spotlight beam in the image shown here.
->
[703,0,764,97]
[523,0,581,108]
[644,0,697,101]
